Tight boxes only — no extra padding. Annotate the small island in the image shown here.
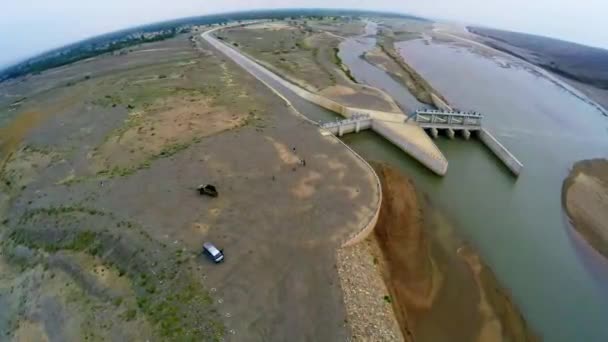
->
[562,159,608,258]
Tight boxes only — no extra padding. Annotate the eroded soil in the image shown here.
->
[360,163,537,342]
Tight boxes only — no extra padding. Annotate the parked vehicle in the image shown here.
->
[197,184,218,197]
[203,242,224,263]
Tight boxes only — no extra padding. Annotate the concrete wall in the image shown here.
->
[420,124,481,131]
[324,120,372,136]
[372,121,448,176]
[478,128,523,176]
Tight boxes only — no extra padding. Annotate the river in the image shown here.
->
[336,22,429,113]
[338,26,608,341]
[207,23,608,340]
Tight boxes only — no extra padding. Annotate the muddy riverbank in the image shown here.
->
[562,159,608,259]
[368,163,537,341]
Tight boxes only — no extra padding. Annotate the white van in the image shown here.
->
[203,242,224,263]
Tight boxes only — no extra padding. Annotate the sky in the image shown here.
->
[1,0,607,68]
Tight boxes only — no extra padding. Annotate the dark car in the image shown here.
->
[197,184,218,197]
[203,242,224,263]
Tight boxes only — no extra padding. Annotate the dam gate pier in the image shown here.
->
[413,109,482,140]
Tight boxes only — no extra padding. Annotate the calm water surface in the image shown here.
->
[348,38,608,341]
[336,22,429,113]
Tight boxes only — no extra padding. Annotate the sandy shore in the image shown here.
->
[562,159,608,258]
[338,163,538,341]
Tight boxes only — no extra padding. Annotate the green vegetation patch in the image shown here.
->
[0,144,64,196]
[2,28,184,81]
[93,85,203,112]
[92,136,203,180]
[376,35,434,105]
[9,229,98,253]
[7,207,225,341]
[66,39,272,185]
[218,24,340,90]
[240,109,266,129]
[332,47,357,83]
[57,135,201,184]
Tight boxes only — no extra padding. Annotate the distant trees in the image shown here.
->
[0,9,410,82]
[0,29,181,81]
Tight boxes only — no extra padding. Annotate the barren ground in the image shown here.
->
[0,31,379,341]
[215,19,400,113]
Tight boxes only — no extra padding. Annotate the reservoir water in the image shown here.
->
[342,33,608,340]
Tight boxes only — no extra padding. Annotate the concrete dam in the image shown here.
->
[413,109,523,176]
[203,28,449,176]
[322,108,523,177]
[203,27,522,177]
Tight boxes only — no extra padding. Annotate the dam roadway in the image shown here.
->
[202,27,449,176]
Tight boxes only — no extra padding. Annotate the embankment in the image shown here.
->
[377,35,450,107]
[369,163,537,341]
[371,162,441,341]
[562,158,608,259]
[478,128,523,176]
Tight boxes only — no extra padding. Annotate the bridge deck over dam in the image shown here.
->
[414,109,483,129]
[203,28,449,176]
[413,109,483,140]
[413,109,523,176]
